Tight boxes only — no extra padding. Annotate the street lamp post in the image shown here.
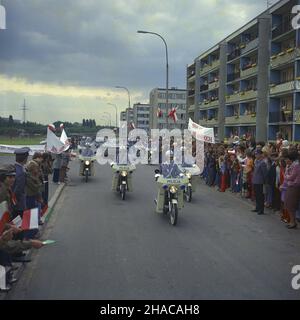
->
[115,86,131,109]
[137,30,169,128]
[107,103,118,128]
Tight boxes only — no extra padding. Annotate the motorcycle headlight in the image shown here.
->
[170,186,177,194]
[85,161,90,165]
[186,173,192,179]
[121,171,128,177]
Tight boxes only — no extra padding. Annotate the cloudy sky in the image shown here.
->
[0,0,278,125]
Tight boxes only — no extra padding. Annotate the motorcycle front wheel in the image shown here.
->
[186,186,192,202]
[85,170,89,183]
[169,203,178,226]
[120,184,126,200]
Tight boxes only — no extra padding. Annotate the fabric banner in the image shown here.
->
[188,118,215,144]
[0,144,45,155]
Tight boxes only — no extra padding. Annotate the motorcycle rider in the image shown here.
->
[155,150,184,212]
[79,144,95,177]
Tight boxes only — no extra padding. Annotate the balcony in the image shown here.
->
[188,104,195,112]
[239,114,257,124]
[241,38,259,55]
[200,60,220,74]
[225,115,241,124]
[272,21,293,39]
[208,81,219,91]
[207,99,219,107]
[269,80,299,95]
[239,89,257,101]
[199,119,208,126]
[270,47,300,68]
[226,89,257,103]
[226,92,241,104]
[188,89,195,97]
[199,99,219,108]
[240,64,258,78]
[206,118,218,126]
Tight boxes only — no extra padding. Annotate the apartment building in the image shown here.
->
[187,0,300,142]
[132,103,150,133]
[149,87,187,130]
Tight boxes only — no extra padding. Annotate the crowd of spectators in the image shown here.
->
[201,133,300,229]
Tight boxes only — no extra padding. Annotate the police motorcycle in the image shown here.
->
[111,162,136,200]
[78,144,96,182]
[154,152,189,226]
[178,162,201,202]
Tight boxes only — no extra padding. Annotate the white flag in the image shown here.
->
[46,127,67,154]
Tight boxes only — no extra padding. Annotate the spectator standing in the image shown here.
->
[284,150,300,229]
[13,147,30,219]
[52,153,62,184]
[252,149,268,215]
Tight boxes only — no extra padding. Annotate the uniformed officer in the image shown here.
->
[13,147,30,219]
[0,164,17,212]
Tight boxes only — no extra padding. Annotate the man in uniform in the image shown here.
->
[13,147,30,219]
[252,149,268,215]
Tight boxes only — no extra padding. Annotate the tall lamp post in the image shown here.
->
[115,86,131,109]
[107,103,118,128]
[137,30,169,128]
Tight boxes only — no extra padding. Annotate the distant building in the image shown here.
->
[133,103,150,133]
[149,87,187,130]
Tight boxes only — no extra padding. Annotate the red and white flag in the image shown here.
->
[168,108,177,122]
[0,201,10,235]
[21,208,39,230]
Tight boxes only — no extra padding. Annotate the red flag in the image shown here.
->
[21,208,39,230]
[0,201,10,235]
[168,108,178,122]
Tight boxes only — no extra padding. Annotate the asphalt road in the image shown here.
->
[7,159,300,300]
